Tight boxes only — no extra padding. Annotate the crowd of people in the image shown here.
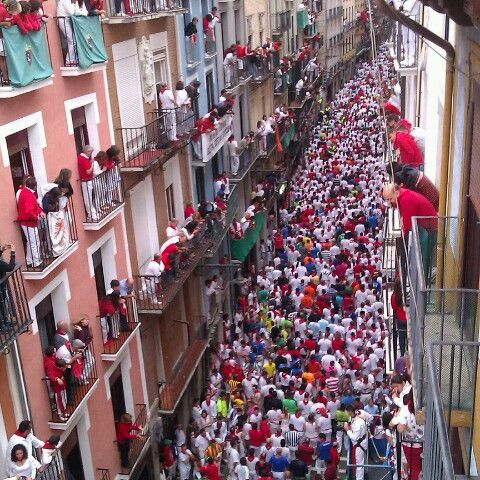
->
[155,46,427,480]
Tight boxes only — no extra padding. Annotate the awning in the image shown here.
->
[231,212,266,261]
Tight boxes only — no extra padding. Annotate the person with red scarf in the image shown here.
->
[389,129,423,168]
[199,457,221,480]
[116,412,142,468]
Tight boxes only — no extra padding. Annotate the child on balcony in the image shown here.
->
[48,358,69,421]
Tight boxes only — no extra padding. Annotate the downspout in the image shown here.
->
[376,0,455,217]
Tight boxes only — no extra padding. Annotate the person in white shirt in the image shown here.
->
[143,254,164,303]
[228,135,240,176]
[57,0,88,65]
[175,80,192,136]
[158,83,178,141]
[178,444,194,480]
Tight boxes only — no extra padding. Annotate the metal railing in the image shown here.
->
[99,296,139,355]
[119,107,195,170]
[343,19,356,31]
[43,341,97,423]
[134,222,214,311]
[423,341,480,479]
[271,10,291,34]
[127,403,149,465]
[37,453,64,480]
[248,55,271,82]
[107,0,182,17]
[20,196,78,273]
[185,35,200,67]
[226,135,261,180]
[224,61,240,89]
[303,22,317,37]
[274,72,289,94]
[205,36,216,57]
[56,16,106,68]
[97,468,111,480]
[392,15,419,68]
[81,166,124,224]
[0,265,33,353]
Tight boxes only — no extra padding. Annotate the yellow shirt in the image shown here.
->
[264,362,276,378]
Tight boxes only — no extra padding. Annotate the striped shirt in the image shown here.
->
[325,376,339,393]
[284,430,303,448]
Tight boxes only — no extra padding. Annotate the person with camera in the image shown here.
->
[0,242,16,333]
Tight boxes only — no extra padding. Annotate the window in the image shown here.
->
[195,167,206,204]
[153,49,169,108]
[35,295,56,352]
[206,72,215,111]
[7,130,33,195]
[166,184,176,221]
[72,107,89,155]
[239,94,245,139]
[248,34,253,46]
[92,248,106,301]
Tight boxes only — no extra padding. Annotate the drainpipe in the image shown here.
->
[376,0,455,217]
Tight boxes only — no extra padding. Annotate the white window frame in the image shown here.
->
[86,227,118,293]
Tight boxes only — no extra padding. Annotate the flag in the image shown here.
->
[71,16,108,69]
[1,25,53,87]
[275,126,284,153]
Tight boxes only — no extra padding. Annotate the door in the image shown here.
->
[35,295,56,351]
[72,107,89,155]
[7,130,33,195]
[92,248,106,301]
[195,167,206,204]
[61,428,85,480]
[130,177,160,270]
[153,50,169,109]
[206,72,215,111]
[109,366,126,422]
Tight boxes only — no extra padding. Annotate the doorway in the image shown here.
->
[61,428,85,480]
[92,248,106,301]
[35,295,56,352]
[7,130,34,195]
[110,366,126,422]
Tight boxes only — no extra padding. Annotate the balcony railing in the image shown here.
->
[97,469,111,480]
[43,341,98,424]
[0,265,33,353]
[81,167,124,226]
[158,320,208,413]
[37,453,64,480]
[226,135,261,181]
[107,0,183,18]
[249,55,272,83]
[205,36,217,58]
[224,61,240,89]
[56,16,107,72]
[392,15,419,69]
[185,35,200,67]
[20,197,79,276]
[134,223,214,312]
[0,25,53,94]
[99,296,139,356]
[127,403,149,466]
[271,11,291,34]
[120,108,195,171]
[424,341,480,478]
[195,113,233,163]
[343,19,356,31]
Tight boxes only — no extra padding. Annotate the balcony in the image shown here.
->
[20,197,79,280]
[226,135,261,183]
[185,35,200,69]
[37,453,64,480]
[97,469,111,480]
[194,113,233,163]
[134,223,214,313]
[423,341,480,478]
[248,56,272,84]
[271,11,291,35]
[224,62,241,90]
[81,167,124,230]
[391,17,419,72]
[56,16,108,77]
[104,0,186,23]
[43,341,99,429]
[0,265,33,353]
[205,36,217,59]
[0,25,53,99]
[404,216,480,411]
[99,296,140,360]
[343,19,356,32]
[119,107,195,172]
[158,320,208,413]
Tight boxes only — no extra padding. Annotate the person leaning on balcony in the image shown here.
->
[54,168,74,202]
[17,176,45,268]
[116,412,143,469]
[40,435,61,466]
[0,242,16,332]
[6,443,42,479]
[5,420,45,474]
[77,145,99,222]
[158,83,178,142]
[388,128,424,169]
[166,218,179,238]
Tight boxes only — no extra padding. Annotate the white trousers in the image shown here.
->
[82,181,97,221]
[21,225,41,267]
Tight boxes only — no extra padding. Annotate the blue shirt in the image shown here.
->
[318,319,329,333]
[317,441,332,461]
[269,455,289,472]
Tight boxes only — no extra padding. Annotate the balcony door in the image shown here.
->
[72,107,89,155]
[153,49,169,110]
[92,248,106,301]
[7,130,34,196]
[35,295,56,352]
[109,366,126,422]
[61,427,85,480]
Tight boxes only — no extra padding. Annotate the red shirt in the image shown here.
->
[397,188,437,234]
[161,243,179,270]
[249,428,266,447]
[78,153,93,181]
[394,131,423,167]
[199,463,221,480]
[298,442,315,466]
[17,187,43,227]
[116,422,141,443]
[391,291,407,322]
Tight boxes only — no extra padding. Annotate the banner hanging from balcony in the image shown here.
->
[231,212,266,262]
[1,25,53,88]
[297,9,309,29]
[281,124,296,149]
[71,16,108,69]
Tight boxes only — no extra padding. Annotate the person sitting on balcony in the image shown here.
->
[0,242,16,333]
[175,81,192,137]
[116,412,143,469]
[158,82,178,142]
[78,145,99,222]
[166,218,180,238]
[6,443,42,478]
[161,232,187,278]
[17,176,45,268]
[5,420,45,474]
